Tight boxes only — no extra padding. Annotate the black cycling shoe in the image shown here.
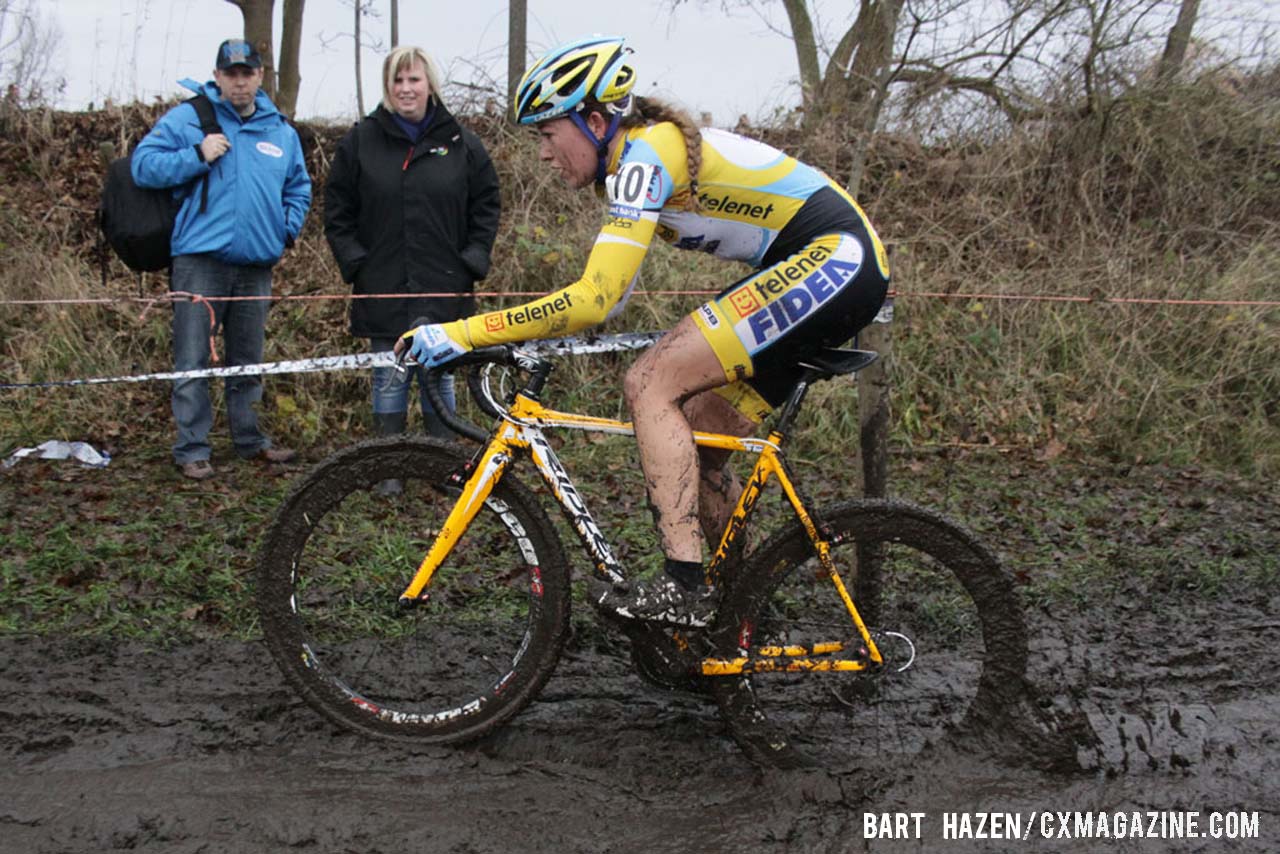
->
[591,575,719,628]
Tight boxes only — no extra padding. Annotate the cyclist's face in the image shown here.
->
[538,115,602,189]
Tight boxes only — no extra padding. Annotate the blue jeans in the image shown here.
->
[369,337,456,438]
[171,254,276,464]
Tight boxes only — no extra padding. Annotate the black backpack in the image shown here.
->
[99,94,221,274]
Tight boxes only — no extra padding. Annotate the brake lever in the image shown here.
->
[394,316,432,377]
[393,345,412,378]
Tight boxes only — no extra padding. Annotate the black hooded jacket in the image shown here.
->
[324,102,501,338]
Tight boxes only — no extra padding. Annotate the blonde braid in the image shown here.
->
[621,96,702,211]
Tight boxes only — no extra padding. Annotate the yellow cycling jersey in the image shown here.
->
[450,122,889,348]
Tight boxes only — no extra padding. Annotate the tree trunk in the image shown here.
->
[390,0,398,47]
[846,57,895,195]
[354,0,364,115]
[225,0,276,100]
[781,0,821,112]
[508,0,527,117]
[839,0,902,107]
[1158,0,1200,83]
[795,0,902,131]
[276,0,305,117]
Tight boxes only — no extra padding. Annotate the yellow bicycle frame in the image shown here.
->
[397,387,884,676]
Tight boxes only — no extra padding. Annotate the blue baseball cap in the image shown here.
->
[216,39,262,70]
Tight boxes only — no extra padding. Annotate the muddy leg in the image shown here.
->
[624,317,741,564]
[682,390,755,555]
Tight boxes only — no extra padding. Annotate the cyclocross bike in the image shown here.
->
[256,341,1031,769]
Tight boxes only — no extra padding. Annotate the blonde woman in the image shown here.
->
[325,45,500,477]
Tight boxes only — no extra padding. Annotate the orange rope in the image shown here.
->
[1,290,1276,307]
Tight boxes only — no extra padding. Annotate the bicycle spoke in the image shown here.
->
[713,501,1028,770]
[258,438,570,743]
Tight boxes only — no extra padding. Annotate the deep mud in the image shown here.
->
[2,598,1277,852]
[2,454,1278,853]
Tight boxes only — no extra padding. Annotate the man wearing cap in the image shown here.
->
[132,39,312,481]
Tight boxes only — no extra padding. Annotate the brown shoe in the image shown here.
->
[252,446,297,464]
[179,460,216,480]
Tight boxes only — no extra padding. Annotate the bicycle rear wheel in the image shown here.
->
[711,500,1028,770]
[257,437,570,743]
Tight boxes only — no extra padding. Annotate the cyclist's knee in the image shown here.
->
[624,356,678,412]
[622,360,654,411]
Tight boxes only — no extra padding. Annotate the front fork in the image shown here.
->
[397,431,520,604]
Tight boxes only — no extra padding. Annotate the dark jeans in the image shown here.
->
[170,254,276,464]
[369,337,456,438]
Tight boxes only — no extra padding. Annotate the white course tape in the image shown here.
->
[0,332,664,390]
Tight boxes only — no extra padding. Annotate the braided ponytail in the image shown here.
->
[619,96,703,211]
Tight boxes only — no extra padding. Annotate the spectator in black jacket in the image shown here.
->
[324,45,500,482]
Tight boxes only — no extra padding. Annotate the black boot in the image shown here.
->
[372,411,407,496]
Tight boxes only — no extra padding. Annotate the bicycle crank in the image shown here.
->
[625,624,711,695]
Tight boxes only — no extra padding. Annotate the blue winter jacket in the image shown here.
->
[131,78,311,266]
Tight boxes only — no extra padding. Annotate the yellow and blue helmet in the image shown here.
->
[513,36,636,126]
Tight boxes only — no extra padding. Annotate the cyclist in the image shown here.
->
[399,35,889,626]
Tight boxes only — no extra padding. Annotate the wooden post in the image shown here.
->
[508,0,528,116]
[854,299,892,625]
[858,300,893,499]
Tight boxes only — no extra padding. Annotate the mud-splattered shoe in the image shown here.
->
[592,575,718,628]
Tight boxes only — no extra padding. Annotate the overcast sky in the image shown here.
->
[44,0,811,126]
[37,1,1280,127]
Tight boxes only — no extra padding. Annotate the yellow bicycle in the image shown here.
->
[256,341,1029,768]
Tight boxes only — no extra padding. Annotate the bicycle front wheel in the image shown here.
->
[711,500,1028,770]
[257,437,571,743]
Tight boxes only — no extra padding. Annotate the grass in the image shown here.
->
[3,418,1276,643]
[1,67,1278,641]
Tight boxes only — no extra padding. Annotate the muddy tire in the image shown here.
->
[710,499,1029,770]
[257,437,571,743]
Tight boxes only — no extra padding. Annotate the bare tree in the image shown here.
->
[277,0,305,117]
[508,0,527,116]
[355,0,363,114]
[318,2,383,117]
[224,0,276,99]
[0,0,64,105]
[224,0,306,117]
[790,0,905,118]
[390,0,398,47]
[1157,0,1200,83]
[354,2,382,115]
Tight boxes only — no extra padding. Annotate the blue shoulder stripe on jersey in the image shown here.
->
[750,161,831,198]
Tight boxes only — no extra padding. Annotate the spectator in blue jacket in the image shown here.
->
[133,39,312,481]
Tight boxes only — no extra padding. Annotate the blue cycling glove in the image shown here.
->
[400,322,470,368]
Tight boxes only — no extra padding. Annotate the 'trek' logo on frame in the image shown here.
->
[504,293,574,326]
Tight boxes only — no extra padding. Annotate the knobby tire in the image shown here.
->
[711,499,1029,770]
[257,437,571,743]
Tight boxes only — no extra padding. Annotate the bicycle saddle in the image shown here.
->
[796,348,878,378]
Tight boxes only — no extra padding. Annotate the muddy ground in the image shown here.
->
[1,454,1277,853]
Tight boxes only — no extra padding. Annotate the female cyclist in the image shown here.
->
[399,36,890,626]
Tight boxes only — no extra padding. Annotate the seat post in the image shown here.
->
[774,370,821,436]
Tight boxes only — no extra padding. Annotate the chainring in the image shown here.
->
[625,623,712,695]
